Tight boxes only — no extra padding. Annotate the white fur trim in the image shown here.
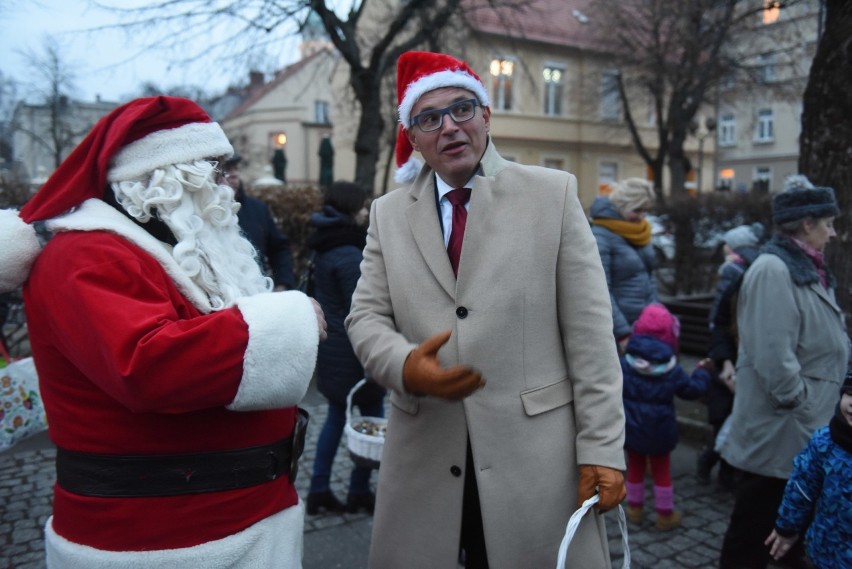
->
[394,157,423,184]
[45,501,304,569]
[228,291,318,411]
[398,70,490,128]
[47,199,214,313]
[0,209,41,293]
[108,122,233,182]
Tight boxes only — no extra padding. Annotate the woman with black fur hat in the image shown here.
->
[718,174,851,569]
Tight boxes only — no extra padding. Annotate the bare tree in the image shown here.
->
[586,0,811,199]
[799,0,852,320]
[14,37,84,169]
[94,0,532,194]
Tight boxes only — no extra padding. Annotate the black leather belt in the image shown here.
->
[56,408,309,498]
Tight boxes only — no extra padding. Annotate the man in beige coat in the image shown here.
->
[345,51,626,569]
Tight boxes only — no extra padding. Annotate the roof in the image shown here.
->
[464,0,607,52]
[221,48,333,122]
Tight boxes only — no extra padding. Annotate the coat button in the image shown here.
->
[456,306,468,319]
[450,465,462,477]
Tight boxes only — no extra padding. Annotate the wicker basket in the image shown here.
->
[345,378,387,469]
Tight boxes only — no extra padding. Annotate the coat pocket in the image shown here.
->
[389,390,420,415]
[520,378,574,416]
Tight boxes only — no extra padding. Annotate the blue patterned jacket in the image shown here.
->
[775,425,852,569]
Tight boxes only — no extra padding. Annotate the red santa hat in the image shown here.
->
[394,51,490,183]
[0,96,233,293]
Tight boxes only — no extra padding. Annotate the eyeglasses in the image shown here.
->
[411,99,480,132]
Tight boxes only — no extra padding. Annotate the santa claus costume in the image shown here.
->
[0,96,320,569]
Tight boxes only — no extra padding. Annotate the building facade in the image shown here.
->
[220,48,337,188]
[714,2,820,193]
[11,97,118,188]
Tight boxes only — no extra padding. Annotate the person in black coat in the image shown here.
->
[305,181,386,515]
[697,224,763,489]
[220,155,295,290]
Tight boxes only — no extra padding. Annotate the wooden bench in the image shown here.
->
[661,294,714,356]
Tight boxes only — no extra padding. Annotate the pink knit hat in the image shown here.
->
[632,303,680,350]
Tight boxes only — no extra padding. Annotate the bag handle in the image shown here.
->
[346,378,369,425]
[556,494,630,569]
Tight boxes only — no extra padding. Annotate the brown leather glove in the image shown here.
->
[577,465,626,512]
[402,330,485,400]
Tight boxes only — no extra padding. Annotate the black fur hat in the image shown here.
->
[843,367,852,396]
[773,175,840,224]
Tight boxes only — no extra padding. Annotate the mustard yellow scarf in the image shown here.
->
[593,218,652,247]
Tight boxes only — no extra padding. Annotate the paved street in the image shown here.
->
[1,364,746,569]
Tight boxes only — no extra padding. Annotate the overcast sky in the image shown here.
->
[0,1,301,104]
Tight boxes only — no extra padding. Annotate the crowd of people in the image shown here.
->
[0,49,849,569]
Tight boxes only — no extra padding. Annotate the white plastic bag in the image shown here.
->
[0,357,48,451]
[556,494,630,569]
[714,414,733,453]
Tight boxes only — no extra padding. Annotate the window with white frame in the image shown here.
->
[489,58,515,111]
[542,64,565,116]
[758,53,776,84]
[600,69,620,120]
[314,100,330,124]
[755,108,774,143]
[599,161,618,187]
[718,113,736,146]
[753,166,771,192]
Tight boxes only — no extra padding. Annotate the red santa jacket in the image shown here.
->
[23,200,318,555]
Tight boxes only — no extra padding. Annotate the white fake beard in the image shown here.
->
[111,160,272,309]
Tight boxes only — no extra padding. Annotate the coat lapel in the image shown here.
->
[405,179,457,297]
[403,140,511,297]
[809,282,842,314]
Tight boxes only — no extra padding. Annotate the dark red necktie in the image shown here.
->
[446,187,472,276]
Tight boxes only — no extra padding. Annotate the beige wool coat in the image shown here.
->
[345,142,626,569]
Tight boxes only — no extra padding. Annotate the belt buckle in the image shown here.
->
[289,408,310,482]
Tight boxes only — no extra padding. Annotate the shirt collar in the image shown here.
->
[435,170,480,201]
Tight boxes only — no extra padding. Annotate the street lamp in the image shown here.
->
[271,131,287,182]
[691,117,717,193]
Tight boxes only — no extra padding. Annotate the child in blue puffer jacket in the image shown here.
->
[765,369,852,569]
[622,303,712,531]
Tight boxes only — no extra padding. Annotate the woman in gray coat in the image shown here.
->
[718,175,850,569]
[591,177,658,351]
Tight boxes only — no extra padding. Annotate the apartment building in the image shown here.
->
[714,1,820,193]
[11,97,118,188]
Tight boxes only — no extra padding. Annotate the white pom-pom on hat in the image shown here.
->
[782,174,815,193]
[0,209,41,293]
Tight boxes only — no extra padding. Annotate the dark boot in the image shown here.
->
[306,491,345,515]
[696,446,717,483]
[346,492,375,514]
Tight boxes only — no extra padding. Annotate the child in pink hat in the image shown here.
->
[622,303,713,530]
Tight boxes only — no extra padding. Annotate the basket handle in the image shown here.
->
[346,378,369,425]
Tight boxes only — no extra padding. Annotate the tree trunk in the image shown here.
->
[799,0,852,321]
[350,71,385,196]
[353,94,384,195]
